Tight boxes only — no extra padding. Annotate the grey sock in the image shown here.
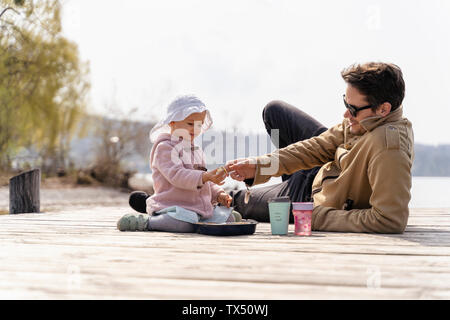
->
[148,214,196,233]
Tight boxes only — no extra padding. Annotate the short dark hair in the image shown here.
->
[341,62,405,112]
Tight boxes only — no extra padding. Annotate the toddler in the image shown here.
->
[117,95,241,233]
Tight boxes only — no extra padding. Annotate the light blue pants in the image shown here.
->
[148,209,235,233]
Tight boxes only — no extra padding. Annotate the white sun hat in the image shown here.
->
[149,95,213,143]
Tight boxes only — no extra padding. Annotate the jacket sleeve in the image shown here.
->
[251,123,345,186]
[151,142,204,191]
[210,183,225,205]
[312,148,412,233]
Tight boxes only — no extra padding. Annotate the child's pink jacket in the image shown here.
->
[146,133,224,218]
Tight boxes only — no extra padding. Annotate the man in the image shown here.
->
[226,62,414,233]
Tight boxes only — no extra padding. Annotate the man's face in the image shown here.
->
[343,84,377,135]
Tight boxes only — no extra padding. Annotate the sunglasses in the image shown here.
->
[343,94,374,117]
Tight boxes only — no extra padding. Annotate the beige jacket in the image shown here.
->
[250,106,414,233]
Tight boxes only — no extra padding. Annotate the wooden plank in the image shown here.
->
[1,225,449,254]
[2,234,450,257]
[0,273,430,300]
[1,246,449,286]
[1,245,450,292]
[0,205,449,299]
[0,257,448,299]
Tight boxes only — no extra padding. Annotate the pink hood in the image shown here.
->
[146,133,224,218]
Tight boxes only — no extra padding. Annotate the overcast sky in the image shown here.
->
[61,0,450,145]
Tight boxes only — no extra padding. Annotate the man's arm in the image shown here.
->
[312,148,412,233]
[227,123,345,186]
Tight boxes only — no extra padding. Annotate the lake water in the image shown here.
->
[409,177,450,208]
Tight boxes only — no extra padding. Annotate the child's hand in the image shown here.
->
[225,158,256,181]
[217,192,232,208]
[202,167,228,185]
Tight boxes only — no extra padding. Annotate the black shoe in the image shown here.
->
[129,191,150,213]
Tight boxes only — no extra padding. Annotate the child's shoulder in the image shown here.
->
[152,140,176,153]
[152,134,176,147]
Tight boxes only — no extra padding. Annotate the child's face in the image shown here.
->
[169,111,206,141]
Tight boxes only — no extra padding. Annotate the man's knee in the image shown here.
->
[262,100,285,123]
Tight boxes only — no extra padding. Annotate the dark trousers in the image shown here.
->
[230,100,328,223]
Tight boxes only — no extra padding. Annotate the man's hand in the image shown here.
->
[225,158,257,181]
[217,192,232,208]
[202,167,228,185]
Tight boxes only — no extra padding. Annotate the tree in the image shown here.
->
[0,0,90,173]
[89,106,154,188]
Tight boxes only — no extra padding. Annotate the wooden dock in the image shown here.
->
[1,205,449,299]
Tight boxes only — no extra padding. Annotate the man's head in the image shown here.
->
[341,62,405,135]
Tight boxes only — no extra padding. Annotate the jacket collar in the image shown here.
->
[358,105,404,133]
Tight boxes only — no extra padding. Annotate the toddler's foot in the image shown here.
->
[129,191,149,213]
[117,213,149,231]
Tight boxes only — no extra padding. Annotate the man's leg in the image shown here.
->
[231,167,320,223]
[231,180,288,223]
[263,100,327,149]
[263,100,327,181]
[231,100,327,222]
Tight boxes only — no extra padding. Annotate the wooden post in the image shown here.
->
[9,169,41,214]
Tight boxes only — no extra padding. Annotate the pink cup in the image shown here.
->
[292,202,314,236]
